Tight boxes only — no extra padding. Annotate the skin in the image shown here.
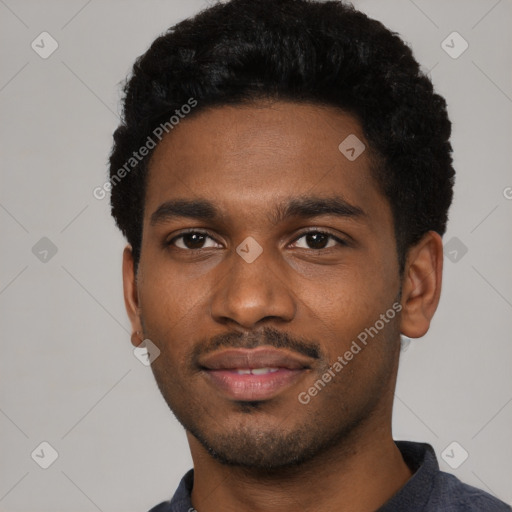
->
[123,100,443,512]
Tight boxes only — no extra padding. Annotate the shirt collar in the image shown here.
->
[163,441,437,512]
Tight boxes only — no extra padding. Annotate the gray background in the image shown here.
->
[1,0,511,510]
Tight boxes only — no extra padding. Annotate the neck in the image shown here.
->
[188,423,412,512]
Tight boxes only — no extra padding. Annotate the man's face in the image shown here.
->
[130,101,403,469]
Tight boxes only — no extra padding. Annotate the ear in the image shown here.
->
[122,245,143,347]
[399,231,443,339]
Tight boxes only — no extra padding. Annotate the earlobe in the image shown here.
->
[122,245,143,347]
[399,231,443,339]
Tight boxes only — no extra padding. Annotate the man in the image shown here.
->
[108,0,510,510]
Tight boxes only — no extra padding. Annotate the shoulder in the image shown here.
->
[428,470,511,511]
[146,502,172,512]
[146,499,195,512]
[145,469,195,512]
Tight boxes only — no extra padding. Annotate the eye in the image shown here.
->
[167,230,221,250]
[290,230,346,250]
[166,229,347,251]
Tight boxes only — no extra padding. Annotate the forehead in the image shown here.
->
[144,101,387,226]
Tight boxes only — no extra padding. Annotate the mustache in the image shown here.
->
[190,326,322,364]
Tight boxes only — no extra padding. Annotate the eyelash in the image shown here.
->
[166,228,348,251]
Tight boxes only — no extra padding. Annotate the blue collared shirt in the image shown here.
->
[148,441,511,511]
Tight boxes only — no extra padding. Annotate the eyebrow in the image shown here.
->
[150,196,366,226]
[268,196,365,225]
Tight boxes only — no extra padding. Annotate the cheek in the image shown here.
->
[138,248,208,313]
[307,264,399,355]
[137,269,206,362]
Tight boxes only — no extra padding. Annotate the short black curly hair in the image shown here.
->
[109,0,455,273]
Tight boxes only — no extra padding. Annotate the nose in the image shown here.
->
[209,243,296,330]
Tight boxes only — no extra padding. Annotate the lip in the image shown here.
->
[199,346,312,401]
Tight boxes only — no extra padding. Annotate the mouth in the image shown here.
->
[198,346,313,401]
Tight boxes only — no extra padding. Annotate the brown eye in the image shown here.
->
[168,231,220,250]
[291,231,346,250]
